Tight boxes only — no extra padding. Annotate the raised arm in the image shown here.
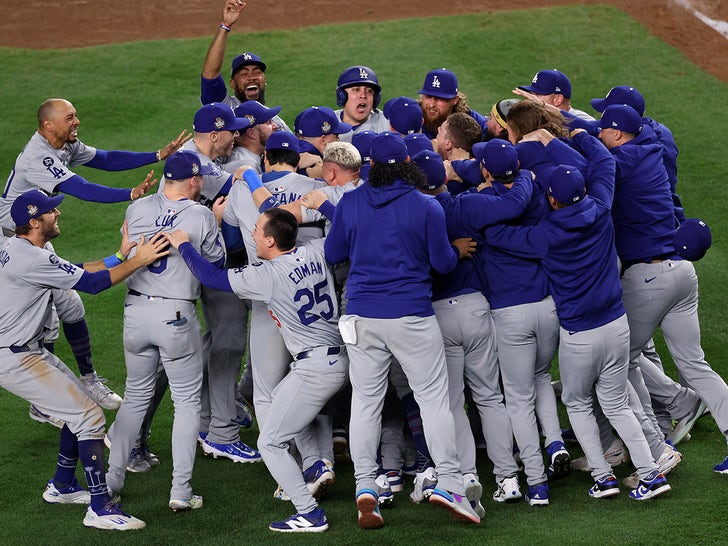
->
[202,0,247,80]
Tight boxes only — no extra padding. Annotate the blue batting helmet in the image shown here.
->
[336,66,382,108]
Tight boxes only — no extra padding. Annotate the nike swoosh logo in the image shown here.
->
[645,277,657,283]
[568,331,577,335]
[328,360,337,366]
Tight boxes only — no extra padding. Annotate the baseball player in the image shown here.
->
[383,96,424,136]
[200,0,291,132]
[514,69,595,121]
[334,65,390,142]
[486,157,670,501]
[106,150,225,511]
[417,68,488,140]
[1,98,187,412]
[224,101,283,175]
[412,149,533,512]
[1,189,168,530]
[474,138,569,506]
[165,207,347,532]
[172,103,260,464]
[221,131,328,488]
[294,107,352,179]
[324,132,480,527]
[598,104,728,474]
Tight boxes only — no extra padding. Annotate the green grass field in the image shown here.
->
[1,4,727,544]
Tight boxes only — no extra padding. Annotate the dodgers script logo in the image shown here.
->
[431,75,441,88]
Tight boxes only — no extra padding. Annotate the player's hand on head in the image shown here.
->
[118,219,136,259]
[301,189,327,210]
[162,230,190,249]
[521,128,555,146]
[233,165,254,181]
[133,232,171,265]
[158,130,193,161]
[569,128,587,138]
[223,0,247,27]
[452,237,477,259]
[443,159,462,182]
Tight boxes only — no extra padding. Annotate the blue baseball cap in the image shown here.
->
[193,103,250,133]
[519,69,572,98]
[545,165,586,204]
[370,131,408,164]
[404,132,434,156]
[591,86,646,117]
[351,130,378,162]
[412,150,446,190]
[296,107,352,137]
[164,150,215,181]
[472,138,519,178]
[598,104,643,134]
[11,189,64,226]
[674,218,712,261]
[384,96,423,135]
[231,52,267,77]
[234,101,282,128]
[419,68,459,99]
[265,131,300,153]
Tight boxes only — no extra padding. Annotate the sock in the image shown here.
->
[78,439,111,511]
[52,425,79,488]
[62,319,94,376]
[400,392,433,468]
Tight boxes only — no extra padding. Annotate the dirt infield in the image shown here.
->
[2,1,728,84]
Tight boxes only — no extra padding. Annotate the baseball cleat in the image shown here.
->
[169,494,203,512]
[269,507,329,533]
[525,482,550,506]
[81,372,123,411]
[409,466,437,504]
[493,475,522,503]
[83,501,146,530]
[356,489,384,529]
[29,404,64,429]
[628,473,671,501]
[197,431,208,447]
[375,473,393,506]
[546,440,571,480]
[589,475,620,499]
[384,469,404,493]
[572,438,629,472]
[625,442,682,488]
[127,446,153,473]
[202,439,261,463]
[303,460,335,500]
[141,444,160,467]
[429,488,481,524]
[668,399,707,445]
[42,478,90,504]
[233,400,253,428]
[463,473,485,518]
[713,455,728,474]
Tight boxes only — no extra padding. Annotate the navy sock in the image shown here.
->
[400,392,432,465]
[62,319,94,376]
[53,425,78,488]
[78,439,111,511]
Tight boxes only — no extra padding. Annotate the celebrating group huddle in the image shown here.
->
[1,0,726,534]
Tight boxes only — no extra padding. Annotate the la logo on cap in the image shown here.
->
[432,75,441,88]
[244,53,252,60]
[214,117,225,130]
[532,74,539,84]
[358,67,368,79]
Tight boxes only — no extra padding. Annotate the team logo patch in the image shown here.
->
[245,114,256,125]
[243,53,253,60]
[192,163,200,175]
[295,256,304,263]
[321,121,331,134]
[214,117,225,130]
[431,75,441,88]
[26,204,39,218]
[358,67,369,79]
[532,74,539,84]
[48,254,59,264]
[272,185,286,193]
[42,157,54,167]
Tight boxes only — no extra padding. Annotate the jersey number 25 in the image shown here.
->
[294,279,334,326]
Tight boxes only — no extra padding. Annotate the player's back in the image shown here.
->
[125,194,224,300]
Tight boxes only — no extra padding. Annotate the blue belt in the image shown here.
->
[295,346,342,361]
[7,340,43,353]
[128,289,194,304]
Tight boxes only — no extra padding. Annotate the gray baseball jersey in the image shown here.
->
[0,237,85,347]
[217,93,292,134]
[1,132,96,232]
[334,109,390,143]
[222,145,263,175]
[227,238,342,356]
